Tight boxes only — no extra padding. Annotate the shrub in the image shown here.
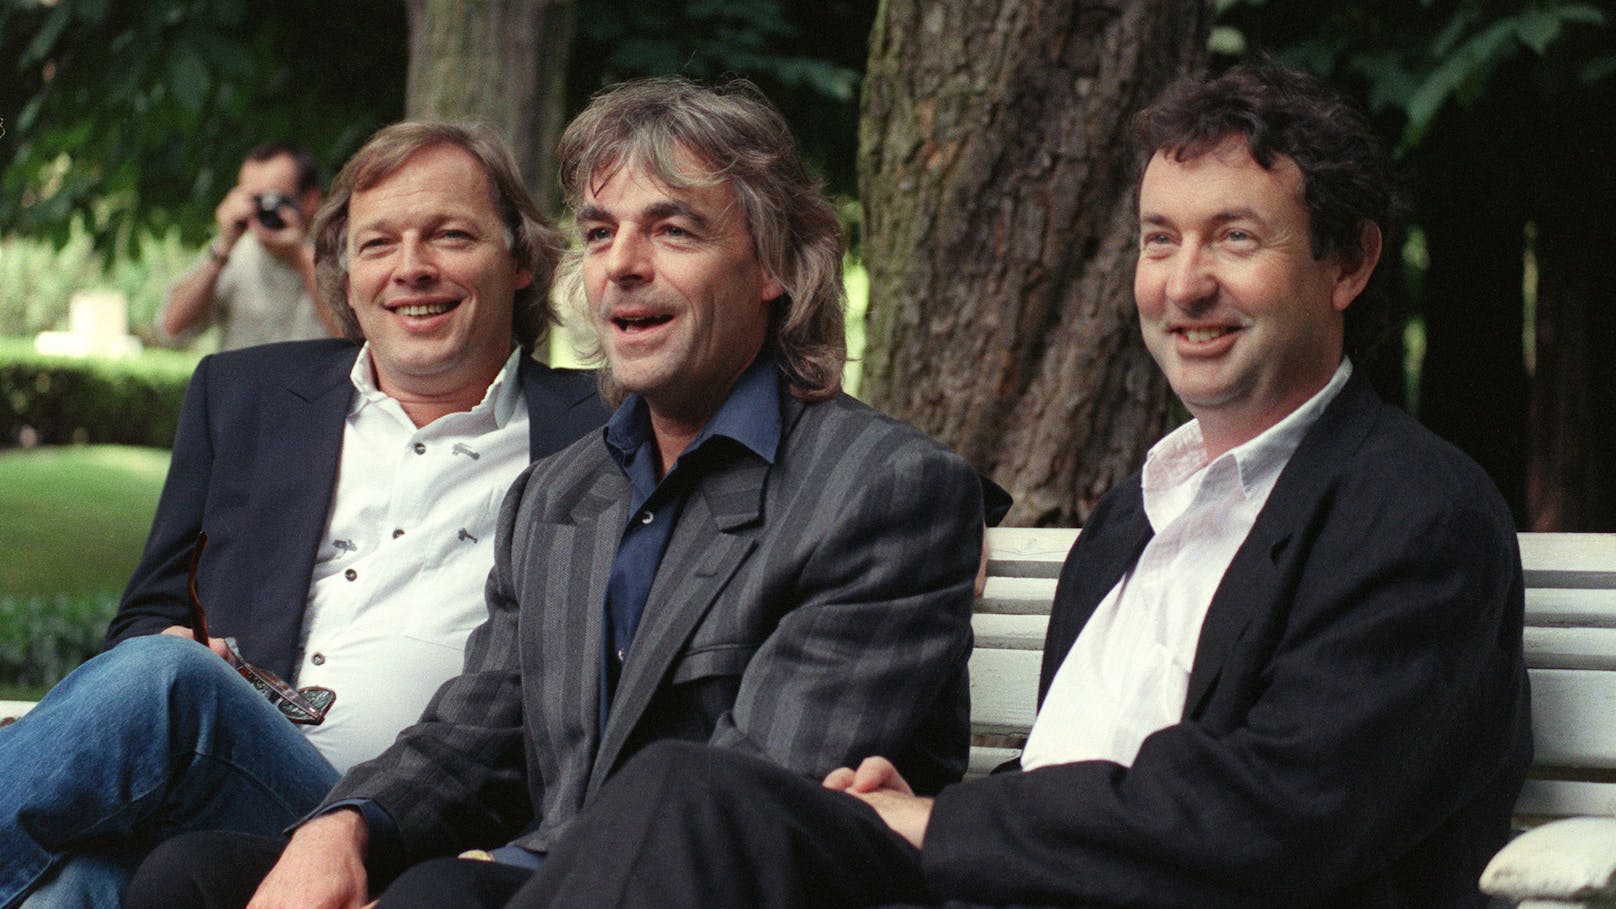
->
[0,592,118,688]
[0,339,197,447]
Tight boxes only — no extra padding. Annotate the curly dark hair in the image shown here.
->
[1134,63,1402,358]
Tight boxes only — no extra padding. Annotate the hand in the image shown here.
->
[823,756,934,849]
[213,185,256,248]
[248,809,371,909]
[159,624,229,659]
[252,202,311,258]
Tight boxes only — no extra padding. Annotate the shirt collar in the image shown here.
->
[1143,358,1354,516]
[604,348,783,480]
[349,343,525,429]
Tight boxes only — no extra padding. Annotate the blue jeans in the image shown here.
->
[0,635,340,909]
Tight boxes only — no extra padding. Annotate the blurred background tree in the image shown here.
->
[2,0,1612,531]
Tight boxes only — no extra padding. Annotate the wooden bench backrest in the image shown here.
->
[968,529,1616,821]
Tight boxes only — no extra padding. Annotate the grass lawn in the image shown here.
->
[0,444,169,598]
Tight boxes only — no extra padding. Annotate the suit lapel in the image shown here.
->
[1039,483,1152,701]
[518,356,608,461]
[586,451,768,794]
[243,348,354,679]
[1181,370,1383,716]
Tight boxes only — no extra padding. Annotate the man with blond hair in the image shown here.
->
[0,122,606,909]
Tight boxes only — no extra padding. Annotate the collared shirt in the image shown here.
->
[1020,359,1353,771]
[598,351,782,719]
[297,344,531,772]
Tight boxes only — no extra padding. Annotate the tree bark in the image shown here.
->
[1413,92,1530,524]
[1527,75,1616,531]
[859,0,1210,526]
[404,0,575,211]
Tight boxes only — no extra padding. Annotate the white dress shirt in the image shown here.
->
[1020,359,1353,771]
[297,345,531,772]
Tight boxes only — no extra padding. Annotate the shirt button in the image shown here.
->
[413,442,426,455]
[311,653,326,666]
[344,568,358,581]
[638,511,654,525]
[616,647,627,662]
[392,528,406,538]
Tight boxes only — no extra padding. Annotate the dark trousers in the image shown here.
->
[511,739,933,908]
[125,829,533,909]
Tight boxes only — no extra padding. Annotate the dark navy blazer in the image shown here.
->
[105,339,609,681]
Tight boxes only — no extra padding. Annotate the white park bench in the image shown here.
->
[3,531,1611,905]
[971,528,1616,909]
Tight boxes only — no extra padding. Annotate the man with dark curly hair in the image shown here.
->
[507,63,1531,909]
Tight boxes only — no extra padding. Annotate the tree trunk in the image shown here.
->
[859,0,1210,526]
[404,0,574,211]
[1527,76,1616,531]
[1413,93,1530,524]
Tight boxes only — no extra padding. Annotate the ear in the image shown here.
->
[1332,221,1383,312]
[514,265,534,292]
[758,271,784,304]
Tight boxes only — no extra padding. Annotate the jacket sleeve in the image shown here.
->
[708,431,983,794]
[104,355,217,647]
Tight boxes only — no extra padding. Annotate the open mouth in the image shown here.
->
[1179,326,1237,343]
[612,313,673,332]
[392,300,460,318]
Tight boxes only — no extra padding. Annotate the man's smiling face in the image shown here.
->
[577,152,782,430]
[1134,136,1366,456]
[345,143,528,402]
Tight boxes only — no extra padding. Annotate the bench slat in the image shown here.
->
[1526,628,1616,671]
[971,613,1047,651]
[977,576,1061,615]
[1530,669,1616,769]
[1519,533,1616,589]
[984,528,1078,579]
[1512,778,1616,820]
[1526,588,1616,628]
[968,648,1040,735]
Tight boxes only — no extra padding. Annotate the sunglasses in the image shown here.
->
[187,533,336,725]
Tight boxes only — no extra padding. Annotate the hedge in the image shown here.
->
[0,338,198,448]
[0,592,118,688]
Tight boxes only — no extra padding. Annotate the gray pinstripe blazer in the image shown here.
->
[324,389,984,862]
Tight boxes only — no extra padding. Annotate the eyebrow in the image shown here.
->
[575,200,714,232]
[1138,208,1267,228]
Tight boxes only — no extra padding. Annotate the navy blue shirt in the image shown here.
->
[598,351,782,722]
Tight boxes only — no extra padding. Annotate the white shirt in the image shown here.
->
[1020,359,1353,770]
[297,345,531,772]
[162,233,328,350]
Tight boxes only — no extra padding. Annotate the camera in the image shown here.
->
[254,193,293,230]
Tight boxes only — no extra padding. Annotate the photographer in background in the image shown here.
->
[159,140,339,349]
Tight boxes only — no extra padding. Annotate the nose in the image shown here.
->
[604,228,651,286]
[1163,245,1217,310]
[393,236,438,285]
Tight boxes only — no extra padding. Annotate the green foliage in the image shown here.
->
[0,592,118,688]
[1215,0,1612,154]
[0,444,169,689]
[0,0,406,255]
[0,227,194,340]
[0,340,198,447]
[571,0,876,196]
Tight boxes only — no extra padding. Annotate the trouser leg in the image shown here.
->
[122,831,284,909]
[14,841,142,909]
[0,635,340,908]
[514,740,930,909]
[372,858,532,909]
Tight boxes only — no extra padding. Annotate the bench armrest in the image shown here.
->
[1480,816,1616,908]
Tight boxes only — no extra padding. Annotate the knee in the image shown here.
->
[126,830,282,909]
[104,634,237,694]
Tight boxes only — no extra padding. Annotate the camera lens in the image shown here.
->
[255,193,289,230]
